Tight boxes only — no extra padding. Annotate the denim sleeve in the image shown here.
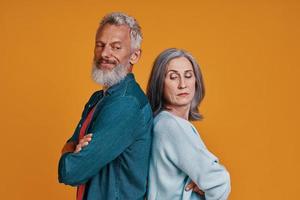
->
[58,96,141,186]
[66,91,100,143]
[156,117,231,200]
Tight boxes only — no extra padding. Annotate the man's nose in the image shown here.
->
[100,45,111,58]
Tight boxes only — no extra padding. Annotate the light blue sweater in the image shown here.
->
[147,111,231,200]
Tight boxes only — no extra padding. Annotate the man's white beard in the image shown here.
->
[91,61,130,87]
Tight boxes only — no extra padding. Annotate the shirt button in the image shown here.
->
[88,104,91,108]
[79,124,82,128]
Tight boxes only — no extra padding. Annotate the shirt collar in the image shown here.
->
[105,73,135,96]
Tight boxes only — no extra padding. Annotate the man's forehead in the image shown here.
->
[96,24,131,40]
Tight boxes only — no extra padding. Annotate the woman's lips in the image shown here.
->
[177,93,189,97]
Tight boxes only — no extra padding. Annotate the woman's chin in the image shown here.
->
[172,101,192,108]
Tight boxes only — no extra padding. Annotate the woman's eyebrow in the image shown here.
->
[166,70,179,73]
[166,69,193,73]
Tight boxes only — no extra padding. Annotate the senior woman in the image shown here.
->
[146,48,231,200]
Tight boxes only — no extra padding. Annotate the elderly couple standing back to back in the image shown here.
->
[58,12,231,200]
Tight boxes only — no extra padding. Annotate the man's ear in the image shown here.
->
[129,49,142,65]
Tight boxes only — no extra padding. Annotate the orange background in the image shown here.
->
[1,0,299,199]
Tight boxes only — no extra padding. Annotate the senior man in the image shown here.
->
[58,12,153,200]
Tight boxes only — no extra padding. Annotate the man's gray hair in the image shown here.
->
[146,48,205,121]
[99,12,142,50]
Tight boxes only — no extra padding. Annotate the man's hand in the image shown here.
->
[74,133,93,153]
[185,181,204,196]
[61,141,76,154]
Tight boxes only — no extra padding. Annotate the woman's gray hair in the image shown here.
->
[146,48,205,121]
[99,12,142,50]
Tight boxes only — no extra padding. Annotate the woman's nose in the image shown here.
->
[178,78,187,89]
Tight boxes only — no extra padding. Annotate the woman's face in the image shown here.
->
[163,56,196,108]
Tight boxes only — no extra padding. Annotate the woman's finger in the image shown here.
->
[193,187,204,195]
[185,181,196,191]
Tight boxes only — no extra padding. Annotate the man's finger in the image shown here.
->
[79,137,91,144]
[81,141,89,147]
[74,146,82,153]
[75,133,94,153]
[86,133,93,137]
[83,134,93,140]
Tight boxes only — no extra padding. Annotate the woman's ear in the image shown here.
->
[129,49,142,65]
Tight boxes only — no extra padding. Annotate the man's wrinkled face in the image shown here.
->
[91,24,133,87]
[94,24,132,71]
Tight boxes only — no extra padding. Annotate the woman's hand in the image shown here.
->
[74,133,93,153]
[185,181,204,196]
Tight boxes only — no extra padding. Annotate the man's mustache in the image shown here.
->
[96,59,117,65]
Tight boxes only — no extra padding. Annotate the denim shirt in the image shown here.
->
[58,73,153,200]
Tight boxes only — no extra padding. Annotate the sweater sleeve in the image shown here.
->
[155,116,231,200]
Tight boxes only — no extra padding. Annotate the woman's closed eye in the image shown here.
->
[184,71,193,79]
[169,73,179,80]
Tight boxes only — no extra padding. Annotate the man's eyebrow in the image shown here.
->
[95,41,122,45]
[110,41,122,45]
[95,40,105,44]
